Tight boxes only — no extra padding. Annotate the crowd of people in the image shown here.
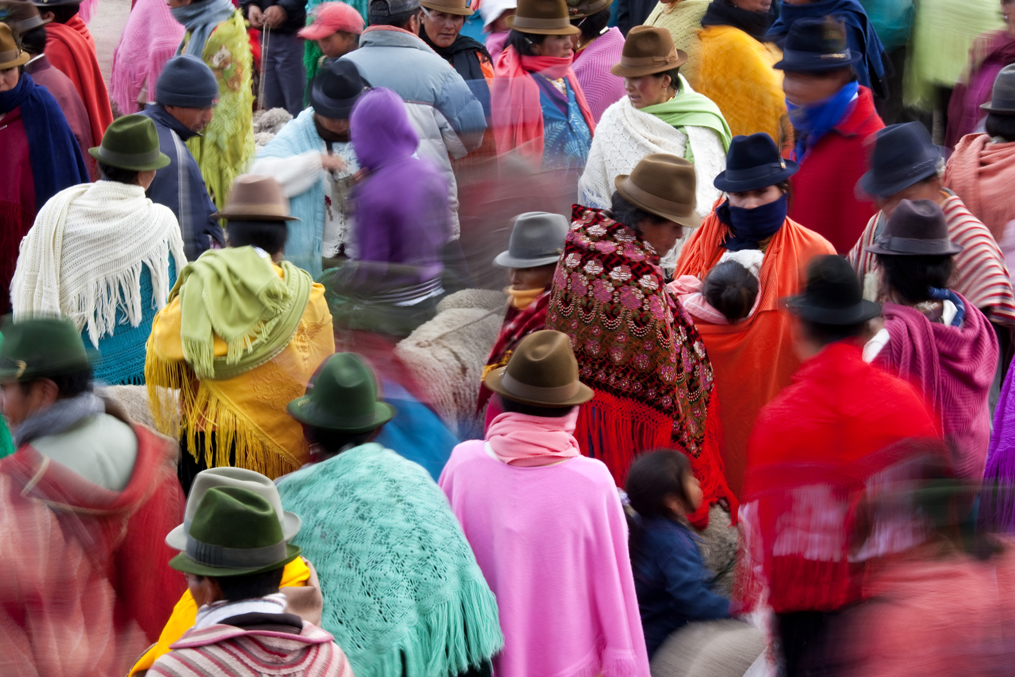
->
[4,0,1015,674]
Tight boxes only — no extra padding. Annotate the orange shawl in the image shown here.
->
[674,205,835,498]
[943,132,1015,242]
[45,20,113,145]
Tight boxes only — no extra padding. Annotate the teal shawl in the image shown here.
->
[641,75,733,162]
[276,444,503,677]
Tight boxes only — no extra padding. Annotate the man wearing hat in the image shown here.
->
[476,211,568,419]
[139,55,225,260]
[742,254,940,676]
[148,486,354,675]
[241,0,307,116]
[776,17,884,255]
[299,1,364,83]
[146,174,334,492]
[848,122,1015,353]
[569,0,624,123]
[0,316,187,676]
[251,60,368,277]
[440,330,651,677]
[11,115,187,386]
[276,352,503,677]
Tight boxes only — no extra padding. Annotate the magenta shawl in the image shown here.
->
[572,26,626,123]
[876,296,998,480]
[981,362,1015,532]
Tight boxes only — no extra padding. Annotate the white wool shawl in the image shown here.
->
[577,86,726,268]
[11,181,187,347]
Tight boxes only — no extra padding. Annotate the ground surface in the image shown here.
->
[89,0,132,84]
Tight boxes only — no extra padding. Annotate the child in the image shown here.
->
[625,450,731,659]
[671,249,764,325]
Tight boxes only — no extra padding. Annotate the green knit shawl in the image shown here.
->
[641,77,733,162]
[276,444,503,677]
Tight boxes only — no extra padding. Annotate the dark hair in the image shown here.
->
[19,367,93,400]
[225,220,289,256]
[625,450,694,520]
[506,29,549,57]
[304,425,378,455]
[47,3,81,24]
[197,566,286,602]
[610,191,667,234]
[368,5,419,28]
[703,260,759,323]
[499,394,574,418]
[985,112,1015,142]
[876,253,953,305]
[572,7,611,41]
[19,26,48,56]
[655,66,681,91]
[98,161,141,186]
[799,319,865,346]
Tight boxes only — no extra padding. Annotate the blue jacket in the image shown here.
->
[139,104,225,260]
[632,517,731,658]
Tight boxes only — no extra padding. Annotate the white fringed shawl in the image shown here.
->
[11,181,187,347]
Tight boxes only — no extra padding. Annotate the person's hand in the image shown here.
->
[264,5,287,28]
[247,4,264,28]
[352,168,369,184]
[320,153,346,173]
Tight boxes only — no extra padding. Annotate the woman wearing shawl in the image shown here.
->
[578,26,731,268]
[695,0,792,153]
[169,0,254,209]
[109,0,184,114]
[491,0,595,177]
[548,154,734,528]
[569,0,625,124]
[863,200,999,482]
[642,0,709,87]
[0,25,88,316]
[673,133,834,500]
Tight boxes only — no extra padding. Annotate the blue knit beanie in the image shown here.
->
[156,55,219,108]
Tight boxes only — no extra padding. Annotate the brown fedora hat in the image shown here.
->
[484,330,593,408]
[610,26,686,78]
[614,153,700,228]
[212,174,299,221]
[506,0,579,35]
[421,0,474,16]
[566,0,612,19]
[0,24,30,70]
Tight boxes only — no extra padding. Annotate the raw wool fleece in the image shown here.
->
[648,618,764,677]
[395,289,507,439]
[96,385,162,430]
[11,182,186,347]
[252,107,293,148]
[276,444,503,677]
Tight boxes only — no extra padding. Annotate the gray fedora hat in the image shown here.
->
[494,212,569,268]
[982,63,1015,115]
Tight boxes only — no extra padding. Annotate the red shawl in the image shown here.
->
[944,133,1015,242]
[547,205,734,526]
[491,47,596,163]
[0,424,185,676]
[741,343,940,613]
[876,296,998,481]
[45,20,113,144]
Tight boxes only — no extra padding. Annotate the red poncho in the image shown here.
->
[45,18,113,144]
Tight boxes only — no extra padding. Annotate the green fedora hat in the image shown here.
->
[0,316,93,382]
[88,114,170,172]
[169,486,301,577]
[287,352,396,432]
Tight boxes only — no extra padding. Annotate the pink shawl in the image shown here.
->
[876,295,999,480]
[109,0,185,114]
[944,133,1015,242]
[669,275,762,325]
[486,409,581,466]
[571,26,626,123]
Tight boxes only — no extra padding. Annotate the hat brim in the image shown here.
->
[165,510,302,550]
[772,52,862,72]
[505,14,580,34]
[610,53,688,79]
[713,161,799,193]
[856,164,940,200]
[169,543,301,577]
[0,50,30,71]
[493,251,561,268]
[569,0,612,19]
[287,397,396,432]
[782,296,881,325]
[88,147,172,172]
[0,346,100,383]
[863,240,963,257]
[299,24,351,40]
[614,175,701,229]
[980,100,1015,115]
[421,1,475,15]
[484,366,594,408]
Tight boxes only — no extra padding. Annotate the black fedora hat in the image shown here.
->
[981,63,1015,115]
[783,255,881,325]
[310,60,370,120]
[772,17,861,73]
[858,122,942,199]
[864,199,962,257]
[714,133,798,193]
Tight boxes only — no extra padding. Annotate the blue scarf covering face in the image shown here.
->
[0,73,88,210]
[717,194,788,251]
[171,0,236,58]
[787,80,858,161]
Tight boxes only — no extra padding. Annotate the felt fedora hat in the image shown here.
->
[566,0,612,20]
[0,316,94,382]
[0,2,52,36]
[484,329,593,407]
[168,487,301,577]
[0,23,28,70]
[772,17,861,73]
[494,211,569,268]
[864,199,963,257]
[421,0,474,16]
[614,153,700,228]
[506,0,579,35]
[88,114,171,172]
[858,122,942,199]
[714,133,798,193]
[610,25,685,78]
[212,174,299,221]
[311,59,370,120]
[783,255,881,325]
[165,467,301,551]
[288,352,396,431]
[981,63,1015,114]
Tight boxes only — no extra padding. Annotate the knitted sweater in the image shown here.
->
[572,27,626,123]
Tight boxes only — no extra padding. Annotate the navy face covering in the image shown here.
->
[717,193,788,251]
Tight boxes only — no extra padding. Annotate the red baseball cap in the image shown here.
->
[298,2,366,40]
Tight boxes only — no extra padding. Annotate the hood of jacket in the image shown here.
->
[351,87,419,172]
[358,25,436,54]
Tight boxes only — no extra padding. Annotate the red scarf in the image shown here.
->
[477,289,551,412]
[491,47,596,162]
[45,21,113,144]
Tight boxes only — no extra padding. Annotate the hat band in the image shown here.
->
[186,535,288,569]
[96,146,163,168]
[220,203,291,218]
[0,48,21,64]
[510,14,572,30]
[871,159,939,189]
[723,161,789,186]
[618,51,679,69]
[13,16,47,32]
[621,177,694,219]
[781,48,853,65]
[501,371,578,403]
[873,235,954,255]
[509,245,562,261]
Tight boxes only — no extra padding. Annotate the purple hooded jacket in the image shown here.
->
[350,87,451,284]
